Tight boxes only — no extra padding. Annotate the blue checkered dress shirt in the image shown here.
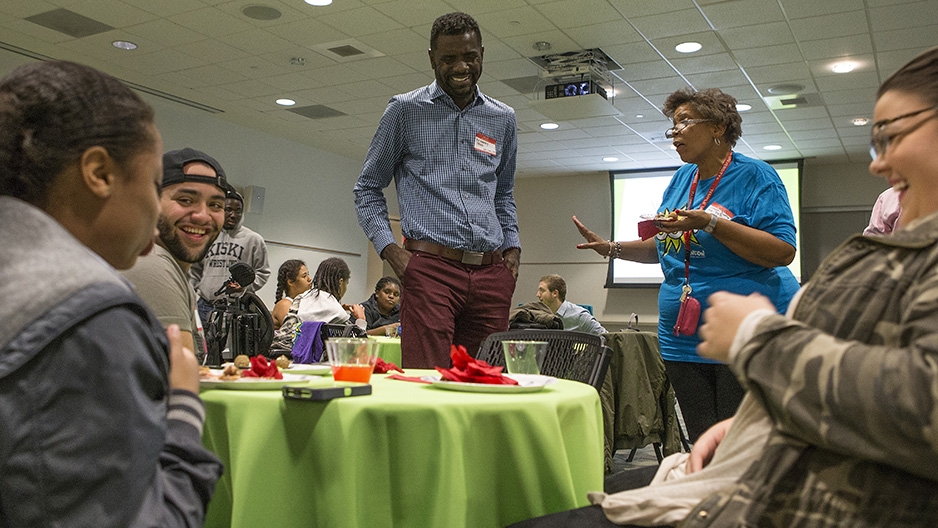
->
[354,82,520,256]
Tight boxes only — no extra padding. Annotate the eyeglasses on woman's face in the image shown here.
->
[869,105,938,159]
[665,119,711,139]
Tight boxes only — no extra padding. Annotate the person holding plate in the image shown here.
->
[573,88,799,441]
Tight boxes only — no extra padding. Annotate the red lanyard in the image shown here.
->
[682,152,733,285]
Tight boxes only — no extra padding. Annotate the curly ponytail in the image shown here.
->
[274,259,306,303]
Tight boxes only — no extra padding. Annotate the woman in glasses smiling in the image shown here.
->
[517,46,938,528]
[575,87,800,443]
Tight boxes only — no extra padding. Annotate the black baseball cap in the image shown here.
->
[162,148,227,191]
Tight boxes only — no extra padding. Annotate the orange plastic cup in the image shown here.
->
[325,338,379,383]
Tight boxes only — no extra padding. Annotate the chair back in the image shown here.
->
[321,323,366,339]
[477,330,610,392]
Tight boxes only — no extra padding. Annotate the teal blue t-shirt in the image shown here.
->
[654,152,800,363]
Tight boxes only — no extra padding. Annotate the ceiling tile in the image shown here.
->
[317,7,406,37]
[535,0,624,29]
[125,18,205,46]
[630,8,711,39]
[782,0,866,18]
[168,7,256,37]
[731,44,802,68]
[606,0,693,18]
[789,11,869,41]
[872,26,938,53]
[216,29,296,55]
[474,6,557,38]
[263,17,349,48]
[869,1,936,31]
[701,0,785,29]
[357,27,427,57]
[563,20,644,49]
[718,21,795,49]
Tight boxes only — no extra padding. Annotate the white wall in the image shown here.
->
[510,158,890,332]
[143,94,373,308]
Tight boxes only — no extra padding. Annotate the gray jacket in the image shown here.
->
[0,197,222,527]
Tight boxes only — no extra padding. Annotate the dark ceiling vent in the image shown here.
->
[287,104,347,119]
[327,45,365,58]
[779,96,808,106]
[25,8,114,38]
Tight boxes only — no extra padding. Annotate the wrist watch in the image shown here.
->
[703,214,718,234]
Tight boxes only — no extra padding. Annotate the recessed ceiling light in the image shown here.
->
[763,145,783,151]
[852,117,869,126]
[635,114,644,119]
[276,98,296,106]
[304,0,332,5]
[540,122,559,130]
[533,41,551,52]
[112,40,137,50]
[736,103,752,112]
[831,61,855,73]
[603,157,619,162]
[675,42,702,53]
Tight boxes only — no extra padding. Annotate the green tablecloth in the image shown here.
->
[201,371,603,528]
[368,335,401,365]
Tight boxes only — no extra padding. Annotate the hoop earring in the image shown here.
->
[714,137,721,146]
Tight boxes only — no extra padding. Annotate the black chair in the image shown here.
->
[321,323,366,339]
[476,330,611,392]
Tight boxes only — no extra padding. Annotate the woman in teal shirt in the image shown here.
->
[575,88,799,441]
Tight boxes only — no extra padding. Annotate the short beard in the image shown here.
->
[157,215,217,264]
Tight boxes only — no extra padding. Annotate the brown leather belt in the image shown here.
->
[404,239,501,266]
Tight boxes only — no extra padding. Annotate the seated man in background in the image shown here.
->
[536,274,606,335]
[191,183,270,324]
[123,148,227,361]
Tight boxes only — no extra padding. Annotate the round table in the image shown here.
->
[201,371,603,528]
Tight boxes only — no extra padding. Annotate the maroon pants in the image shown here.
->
[400,251,516,368]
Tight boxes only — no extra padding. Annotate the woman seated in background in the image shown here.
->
[512,45,938,528]
[271,259,312,328]
[271,257,366,354]
[362,276,401,336]
[0,61,221,526]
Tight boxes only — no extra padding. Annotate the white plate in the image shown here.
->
[284,363,333,376]
[424,374,558,393]
[200,372,318,390]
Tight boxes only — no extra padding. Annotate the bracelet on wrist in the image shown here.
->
[608,240,622,260]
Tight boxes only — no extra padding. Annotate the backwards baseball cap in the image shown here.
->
[161,148,227,191]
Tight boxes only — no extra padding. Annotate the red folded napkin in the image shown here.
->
[241,355,282,379]
[637,219,659,240]
[373,357,403,374]
[435,345,518,385]
[387,373,431,384]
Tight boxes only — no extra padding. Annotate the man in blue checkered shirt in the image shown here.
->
[354,12,521,368]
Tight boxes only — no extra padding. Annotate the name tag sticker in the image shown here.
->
[474,133,497,156]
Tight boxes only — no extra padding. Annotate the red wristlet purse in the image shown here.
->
[673,281,701,336]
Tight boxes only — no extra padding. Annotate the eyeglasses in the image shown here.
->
[869,105,938,159]
[665,119,711,139]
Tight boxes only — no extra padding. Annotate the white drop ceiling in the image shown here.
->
[0,0,933,178]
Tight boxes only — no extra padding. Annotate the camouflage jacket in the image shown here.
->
[682,211,938,527]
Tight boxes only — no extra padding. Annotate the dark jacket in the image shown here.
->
[362,294,400,330]
[0,197,223,527]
